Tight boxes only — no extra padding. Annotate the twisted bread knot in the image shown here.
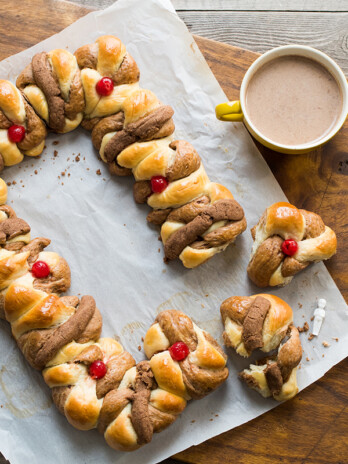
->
[75,35,140,123]
[220,294,302,401]
[144,310,229,399]
[0,80,46,167]
[92,88,175,176]
[247,202,337,287]
[240,325,302,401]
[220,294,293,357]
[16,49,85,133]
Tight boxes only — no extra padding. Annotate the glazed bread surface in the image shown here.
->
[247,202,337,287]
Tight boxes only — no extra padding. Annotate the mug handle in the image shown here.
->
[215,101,243,121]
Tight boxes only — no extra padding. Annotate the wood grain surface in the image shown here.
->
[0,1,347,464]
[69,0,348,75]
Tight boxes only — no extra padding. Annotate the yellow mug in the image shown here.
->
[215,45,348,154]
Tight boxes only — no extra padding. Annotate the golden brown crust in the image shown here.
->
[247,202,337,287]
[220,294,293,357]
[16,49,84,133]
[0,80,46,167]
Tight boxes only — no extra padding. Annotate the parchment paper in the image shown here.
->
[0,1,347,463]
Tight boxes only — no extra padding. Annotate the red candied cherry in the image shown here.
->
[169,342,190,361]
[281,239,298,256]
[151,175,168,194]
[89,360,107,379]
[96,77,114,96]
[31,261,50,278]
[8,125,26,143]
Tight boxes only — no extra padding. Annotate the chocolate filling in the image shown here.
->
[0,217,30,245]
[17,295,97,370]
[265,362,283,395]
[96,351,136,399]
[156,309,198,351]
[166,140,201,182]
[31,52,65,132]
[242,296,271,353]
[133,181,152,204]
[21,237,50,265]
[247,235,284,287]
[130,361,155,445]
[146,208,172,225]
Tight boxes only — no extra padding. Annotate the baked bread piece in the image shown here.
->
[0,80,46,167]
[16,49,85,133]
[144,309,229,399]
[220,294,302,401]
[76,35,246,267]
[0,206,228,451]
[239,325,302,401]
[247,202,337,287]
[75,35,140,125]
[0,178,7,205]
[220,294,293,357]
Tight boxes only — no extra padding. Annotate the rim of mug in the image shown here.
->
[240,45,348,151]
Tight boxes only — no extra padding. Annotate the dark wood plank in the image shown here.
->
[0,2,347,464]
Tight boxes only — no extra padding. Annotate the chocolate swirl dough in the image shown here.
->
[17,49,85,133]
[0,206,228,451]
[75,35,246,268]
[0,80,46,168]
[220,294,302,401]
[247,202,337,287]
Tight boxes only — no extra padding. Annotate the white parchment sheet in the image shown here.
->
[0,1,347,463]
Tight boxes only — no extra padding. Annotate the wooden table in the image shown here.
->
[0,1,347,463]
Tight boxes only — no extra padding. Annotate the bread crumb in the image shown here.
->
[34,170,38,175]
[332,337,339,342]
[6,182,11,186]
[53,140,59,145]
[191,420,195,424]
[310,316,314,321]
[298,303,303,308]
[205,294,209,297]
[322,341,330,348]
[297,322,309,333]
[61,172,65,177]
[138,346,141,351]
[96,169,101,175]
[141,337,144,342]
[12,180,16,185]
[75,154,80,162]
[209,418,213,421]
[308,333,315,341]
[322,354,325,358]
[306,357,310,362]
[54,150,58,157]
